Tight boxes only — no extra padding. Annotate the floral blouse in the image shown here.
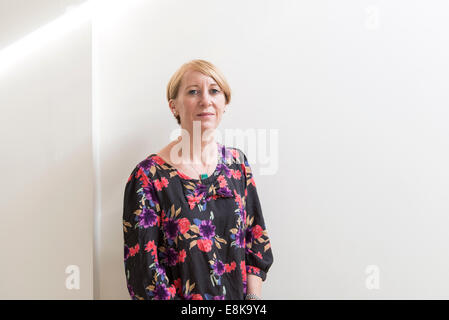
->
[122,142,274,300]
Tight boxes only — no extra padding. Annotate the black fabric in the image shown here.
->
[123,142,273,300]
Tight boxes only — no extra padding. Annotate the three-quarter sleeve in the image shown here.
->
[241,152,274,282]
[123,165,177,300]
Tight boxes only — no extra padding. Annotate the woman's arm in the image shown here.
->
[123,165,177,300]
[247,274,262,299]
[240,150,274,299]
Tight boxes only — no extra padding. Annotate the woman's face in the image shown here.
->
[171,70,227,134]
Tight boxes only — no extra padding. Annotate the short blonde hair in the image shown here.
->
[166,59,231,125]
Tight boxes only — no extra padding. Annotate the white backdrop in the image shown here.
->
[1,0,448,300]
[94,0,449,299]
[0,0,92,299]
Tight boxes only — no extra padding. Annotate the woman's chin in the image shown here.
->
[188,119,218,132]
[199,121,217,130]
[202,126,218,134]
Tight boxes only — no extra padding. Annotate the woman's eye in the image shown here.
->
[188,89,220,95]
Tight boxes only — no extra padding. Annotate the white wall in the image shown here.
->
[95,0,449,299]
[1,0,448,300]
[0,0,92,299]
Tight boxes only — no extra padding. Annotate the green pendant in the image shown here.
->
[200,173,208,180]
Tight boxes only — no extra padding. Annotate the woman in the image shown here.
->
[122,59,274,300]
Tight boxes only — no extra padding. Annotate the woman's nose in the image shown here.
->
[199,91,212,106]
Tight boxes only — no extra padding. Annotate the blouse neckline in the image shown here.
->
[151,141,224,184]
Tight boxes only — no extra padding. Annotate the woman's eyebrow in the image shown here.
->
[185,83,219,89]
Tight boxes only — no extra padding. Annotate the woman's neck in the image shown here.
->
[170,135,218,167]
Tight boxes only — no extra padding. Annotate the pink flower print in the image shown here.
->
[217,175,227,188]
[231,169,241,180]
[187,193,203,210]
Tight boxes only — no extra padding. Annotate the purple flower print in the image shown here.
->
[163,218,179,239]
[235,228,246,248]
[217,186,232,197]
[205,293,225,300]
[199,220,216,239]
[183,293,191,300]
[155,263,166,277]
[153,283,170,300]
[213,260,225,276]
[138,207,157,228]
[194,183,207,194]
[165,248,179,266]
[220,144,233,163]
[218,163,231,177]
[143,185,158,204]
[139,158,156,171]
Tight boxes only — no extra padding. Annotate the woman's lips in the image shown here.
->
[198,113,214,117]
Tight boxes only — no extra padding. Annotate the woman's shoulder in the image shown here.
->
[127,143,249,182]
[220,143,247,166]
[127,153,172,184]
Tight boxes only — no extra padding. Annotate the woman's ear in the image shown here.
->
[169,100,176,115]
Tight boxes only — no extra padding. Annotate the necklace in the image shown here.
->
[173,137,221,181]
[185,148,220,181]
[186,151,220,180]
[187,161,212,180]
